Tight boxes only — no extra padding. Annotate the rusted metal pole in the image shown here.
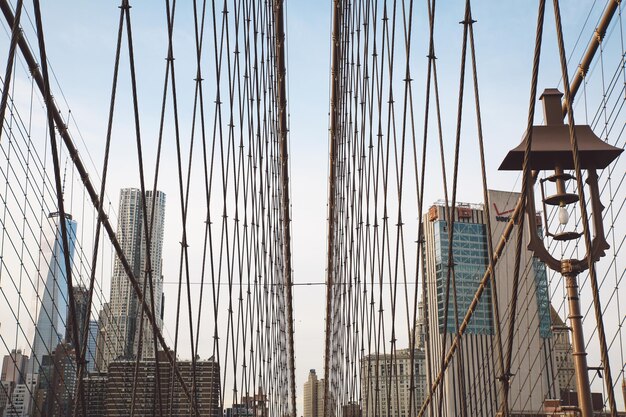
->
[272,1,297,415]
[562,267,593,417]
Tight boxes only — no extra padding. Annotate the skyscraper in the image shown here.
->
[82,372,107,417]
[1,350,29,416]
[31,343,76,417]
[422,190,557,416]
[3,374,37,417]
[303,369,324,417]
[65,286,88,349]
[1,350,28,385]
[30,213,77,376]
[94,304,110,372]
[413,301,426,349]
[103,188,166,367]
[65,286,99,373]
[360,349,425,417]
[85,321,98,374]
[550,306,575,394]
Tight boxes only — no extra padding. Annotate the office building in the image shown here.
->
[94,304,110,372]
[31,343,77,417]
[422,190,557,417]
[1,350,28,385]
[65,286,88,349]
[103,188,166,367]
[85,321,98,373]
[240,392,268,417]
[30,355,53,417]
[30,213,77,376]
[223,395,267,417]
[0,381,11,417]
[303,369,324,417]
[65,287,98,374]
[413,302,426,350]
[224,404,253,417]
[360,348,425,417]
[550,307,575,393]
[106,351,220,416]
[341,402,361,417]
[1,350,29,417]
[3,374,37,417]
[48,343,77,417]
[81,372,107,417]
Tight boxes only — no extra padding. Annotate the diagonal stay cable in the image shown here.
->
[0,0,22,142]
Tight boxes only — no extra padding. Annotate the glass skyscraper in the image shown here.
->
[432,220,493,335]
[30,212,77,375]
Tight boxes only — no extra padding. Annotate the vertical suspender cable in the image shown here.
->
[324,1,342,416]
[272,1,297,415]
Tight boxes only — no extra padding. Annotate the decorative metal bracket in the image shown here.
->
[525,169,609,274]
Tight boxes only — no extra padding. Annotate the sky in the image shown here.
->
[0,0,624,414]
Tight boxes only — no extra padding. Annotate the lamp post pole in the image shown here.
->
[562,261,593,417]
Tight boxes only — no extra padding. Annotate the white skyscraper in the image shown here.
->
[29,213,77,376]
[103,188,166,367]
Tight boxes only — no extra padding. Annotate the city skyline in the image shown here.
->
[0,187,622,416]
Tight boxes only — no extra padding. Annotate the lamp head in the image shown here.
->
[499,88,623,172]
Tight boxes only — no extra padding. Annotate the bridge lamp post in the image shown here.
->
[499,88,623,417]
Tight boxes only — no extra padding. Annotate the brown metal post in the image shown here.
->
[563,263,593,417]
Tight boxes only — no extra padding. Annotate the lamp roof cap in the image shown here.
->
[499,88,623,171]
